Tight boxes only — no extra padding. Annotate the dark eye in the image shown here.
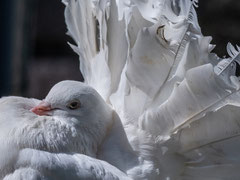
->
[67,101,81,110]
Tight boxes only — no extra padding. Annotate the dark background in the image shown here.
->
[0,0,239,99]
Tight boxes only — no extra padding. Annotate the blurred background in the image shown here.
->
[0,0,239,99]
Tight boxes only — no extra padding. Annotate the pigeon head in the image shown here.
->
[31,80,110,121]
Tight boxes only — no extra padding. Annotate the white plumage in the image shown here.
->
[2,0,240,179]
[0,81,135,179]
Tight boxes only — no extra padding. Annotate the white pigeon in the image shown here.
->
[0,81,137,179]
[2,0,240,179]
[62,0,240,179]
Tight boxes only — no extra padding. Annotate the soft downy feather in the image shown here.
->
[64,0,240,179]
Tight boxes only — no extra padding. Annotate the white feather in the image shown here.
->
[4,148,131,180]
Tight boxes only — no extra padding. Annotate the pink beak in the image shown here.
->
[31,101,52,116]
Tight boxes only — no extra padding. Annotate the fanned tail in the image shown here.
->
[64,0,240,179]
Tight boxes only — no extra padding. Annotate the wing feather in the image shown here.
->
[11,148,131,180]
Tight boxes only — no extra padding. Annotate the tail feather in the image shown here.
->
[107,0,128,94]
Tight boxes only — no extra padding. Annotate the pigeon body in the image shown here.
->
[0,81,136,179]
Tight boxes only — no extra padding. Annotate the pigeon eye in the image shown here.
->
[67,101,81,110]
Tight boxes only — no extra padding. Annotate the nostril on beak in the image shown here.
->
[31,101,52,116]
